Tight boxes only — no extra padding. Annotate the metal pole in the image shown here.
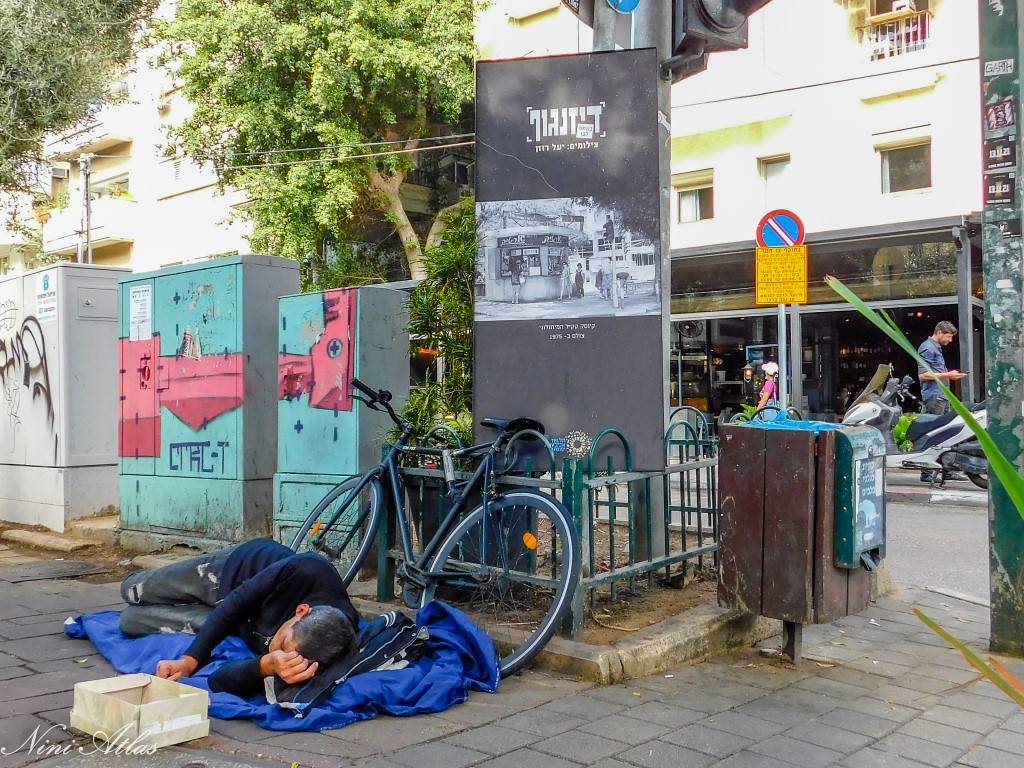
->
[632,0,671,560]
[790,304,802,415]
[81,153,94,264]
[593,0,617,50]
[954,223,976,406]
[980,0,1024,656]
[777,303,788,408]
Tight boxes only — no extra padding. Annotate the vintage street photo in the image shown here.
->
[474,197,662,322]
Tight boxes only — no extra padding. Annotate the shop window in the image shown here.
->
[677,185,714,223]
[881,142,931,193]
[524,248,542,275]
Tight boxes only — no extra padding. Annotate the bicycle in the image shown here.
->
[290,378,581,677]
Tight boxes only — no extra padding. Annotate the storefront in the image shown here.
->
[475,227,584,303]
[670,218,984,419]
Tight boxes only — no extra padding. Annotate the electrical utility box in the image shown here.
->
[273,286,409,544]
[0,263,127,531]
[118,255,299,548]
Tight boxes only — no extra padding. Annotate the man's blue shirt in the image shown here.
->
[918,337,947,402]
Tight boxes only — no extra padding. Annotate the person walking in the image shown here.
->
[757,361,780,410]
[595,266,605,300]
[917,321,967,415]
[574,263,585,298]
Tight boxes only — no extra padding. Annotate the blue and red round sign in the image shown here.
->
[607,0,641,13]
[756,209,805,248]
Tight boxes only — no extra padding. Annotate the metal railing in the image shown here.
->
[388,422,721,638]
[864,10,931,60]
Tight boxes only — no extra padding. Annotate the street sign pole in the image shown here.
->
[980,0,1024,656]
[777,303,788,408]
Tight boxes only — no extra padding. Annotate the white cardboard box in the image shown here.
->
[70,674,210,749]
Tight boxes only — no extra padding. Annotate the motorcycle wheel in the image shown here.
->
[967,473,988,490]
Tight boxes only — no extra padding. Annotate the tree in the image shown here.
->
[0,0,156,195]
[157,0,475,279]
[402,201,475,442]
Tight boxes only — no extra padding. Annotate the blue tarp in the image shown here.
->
[64,601,499,732]
[739,416,841,433]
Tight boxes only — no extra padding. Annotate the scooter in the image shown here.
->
[841,364,988,489]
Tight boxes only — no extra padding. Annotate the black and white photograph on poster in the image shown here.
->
[474,197,660,321]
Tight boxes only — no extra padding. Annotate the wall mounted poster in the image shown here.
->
[475,49,664,469]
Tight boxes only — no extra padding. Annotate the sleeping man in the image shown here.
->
[119,538,359,698]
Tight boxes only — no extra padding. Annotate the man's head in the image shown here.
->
[742,364,754,380]
[270,604,355,667]
[932,321,958,346]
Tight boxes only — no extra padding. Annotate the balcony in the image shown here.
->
[864,9,931,61]
[45,102,135,159]
[42,196,137,256]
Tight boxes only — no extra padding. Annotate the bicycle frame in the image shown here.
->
[311,428,505,581]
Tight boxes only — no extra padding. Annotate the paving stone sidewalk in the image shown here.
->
[0,553,1021,768]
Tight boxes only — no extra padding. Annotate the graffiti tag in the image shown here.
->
[0,316,57,461]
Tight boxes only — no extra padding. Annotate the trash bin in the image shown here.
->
[718,420,886,644]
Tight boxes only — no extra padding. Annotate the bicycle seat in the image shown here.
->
[480,416,546,435]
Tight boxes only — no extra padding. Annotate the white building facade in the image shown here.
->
[668,0,984,418]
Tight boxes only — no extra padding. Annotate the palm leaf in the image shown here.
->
[825,276,1024,521]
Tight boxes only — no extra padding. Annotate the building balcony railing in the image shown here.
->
[864,9,931,61]
[42,196,137,255]
[45,102,135,159]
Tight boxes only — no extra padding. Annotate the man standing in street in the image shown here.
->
[918,321,968,415]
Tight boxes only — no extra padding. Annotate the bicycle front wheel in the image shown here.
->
[289,475,383,587]
[422,490,580,677]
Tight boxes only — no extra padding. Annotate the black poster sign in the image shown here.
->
[475,49,664,469]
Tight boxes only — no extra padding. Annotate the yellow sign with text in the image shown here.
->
[755,245,808,305]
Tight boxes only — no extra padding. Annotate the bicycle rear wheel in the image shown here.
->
[289,475,383,587]
[422,489,580,677]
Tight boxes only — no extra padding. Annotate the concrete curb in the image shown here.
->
[350,595,780,684]
[886,488,987,508]
[1,529,94,552]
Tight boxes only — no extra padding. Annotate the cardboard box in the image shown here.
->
[70,674,210,749]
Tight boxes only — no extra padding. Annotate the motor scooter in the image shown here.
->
[841,365,988,488]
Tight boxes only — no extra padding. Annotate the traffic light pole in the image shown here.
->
[980,0,1024,656]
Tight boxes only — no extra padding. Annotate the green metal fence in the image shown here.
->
[387,423,720,639]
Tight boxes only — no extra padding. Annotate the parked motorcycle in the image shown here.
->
[841,364,988,489]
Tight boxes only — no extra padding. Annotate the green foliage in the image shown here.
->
[0,0,156,194]
[827,275,1024,520]
[399,201,475,445]
[299,241,402,293]
[828,275,1024,709]
[156,0,474,277]
[893,412,918,452]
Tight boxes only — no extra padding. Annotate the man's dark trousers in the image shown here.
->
[119,546,238,636]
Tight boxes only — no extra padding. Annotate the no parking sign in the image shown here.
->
[755,209,808,305]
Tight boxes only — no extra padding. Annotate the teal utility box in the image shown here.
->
[118,255,299,549]
[834,426,887,570]
[273,286,408,544]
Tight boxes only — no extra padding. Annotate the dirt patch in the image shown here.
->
[582,575,718,646]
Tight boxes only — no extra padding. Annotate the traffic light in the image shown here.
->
[666,0,772,82]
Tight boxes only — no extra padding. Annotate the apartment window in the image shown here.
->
[760,155,791,208]
[871,0,929,14]
[881,142,931,193]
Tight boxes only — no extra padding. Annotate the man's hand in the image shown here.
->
[946,370,968,381]
[156,656,198,681]
[259,650,319,684]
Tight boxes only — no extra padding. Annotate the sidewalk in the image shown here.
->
[0,548,1020,767]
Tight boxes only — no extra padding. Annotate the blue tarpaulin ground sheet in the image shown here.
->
[65,601,499,732]
[739,416,841,433]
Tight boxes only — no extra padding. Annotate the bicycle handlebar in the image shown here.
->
[351,377,407,431]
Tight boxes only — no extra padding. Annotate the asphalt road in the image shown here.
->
[885,498,989,602]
